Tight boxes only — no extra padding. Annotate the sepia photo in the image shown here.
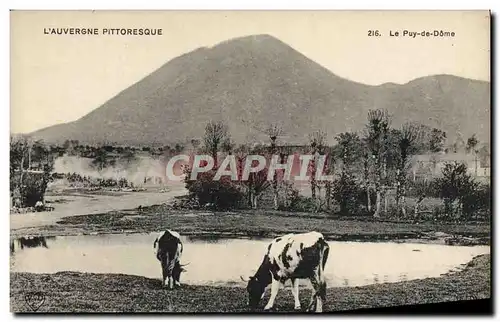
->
[9,10,491,313]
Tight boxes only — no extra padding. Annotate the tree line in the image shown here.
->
[183,109,490,222]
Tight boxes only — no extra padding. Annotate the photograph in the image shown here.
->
[9,10,491,313]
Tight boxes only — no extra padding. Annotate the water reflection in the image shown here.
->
[10,236,56,254]
[184,235,267,244]
[9,232,490,288]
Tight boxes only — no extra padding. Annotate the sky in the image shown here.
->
[10,10,490,134]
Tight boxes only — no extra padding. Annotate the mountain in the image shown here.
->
[29,34,491,146]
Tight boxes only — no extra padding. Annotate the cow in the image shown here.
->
[153,230,189,289]
[240,231,329,312]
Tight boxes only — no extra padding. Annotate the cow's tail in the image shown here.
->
[318,237,329,301]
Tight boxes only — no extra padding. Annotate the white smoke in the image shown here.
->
[53,155,167,186]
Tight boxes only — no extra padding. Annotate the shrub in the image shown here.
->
[331,174,371,215]
[18,171,51,207]
[431,162,490,220]
[462,183,491,220]
[184,169,244,210]
[407,178,439,199]
[286,194,317,212]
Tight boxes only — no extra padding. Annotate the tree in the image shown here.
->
[190,139,201,151]
[92,147,115,171]
[119,149,137,165]
[266,124,283,210]
[308,130,326,204]
[466,134,479,154]
[174,143,185,154]
[248,165,272,209]
[221,137,234,154]
[203,120,230,168]
[452,134,466,153]
[323,146,335,211]
[10,136,54,207]
[466,134,480,176]
[365,109,391,217]
[278,144,295,209]
[233,145,271,209]
[334,132,364,214]
[429,128,447,153]
[478,144,490,170]
[394,122,423,217]
[361,141,372,213]
[335,132,363,172]
[434,162,477,219]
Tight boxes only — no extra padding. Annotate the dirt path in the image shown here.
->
[10,186,187,231]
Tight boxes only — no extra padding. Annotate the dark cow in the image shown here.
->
[153,230,188,289]
[241,231,329,312]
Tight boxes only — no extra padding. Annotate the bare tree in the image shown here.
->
[203,120,230,168]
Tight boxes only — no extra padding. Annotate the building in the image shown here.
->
[410,152,490,181]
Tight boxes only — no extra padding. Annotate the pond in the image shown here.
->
[10,233,490,288]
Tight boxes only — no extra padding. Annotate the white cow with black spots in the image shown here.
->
[241,231,330,312]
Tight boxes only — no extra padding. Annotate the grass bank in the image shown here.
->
[12,203,490,245]
[10,254,490,313]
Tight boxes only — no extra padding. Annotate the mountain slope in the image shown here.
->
[30,34,490,146]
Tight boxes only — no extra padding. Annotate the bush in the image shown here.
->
[184,170,244,210]
[18,172,51,207]
[287,195,317,212]
[462,183,491,220]
[407,178,439,199]
[430,162,490,220]
[331,174,371,215]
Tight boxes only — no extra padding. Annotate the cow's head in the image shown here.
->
[173,262,189,280]
[241,275,266,309]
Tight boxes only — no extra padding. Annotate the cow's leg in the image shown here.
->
[168,276,174,290]
[264,278,282,311]
[308,279,317,312]
[308,271,323,313]
[290,278,301,310]
[161,260,169,288]
[173,261,182,288]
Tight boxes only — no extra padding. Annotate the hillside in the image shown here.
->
[30,34,490,146]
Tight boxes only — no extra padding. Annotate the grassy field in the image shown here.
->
[10,254,491,313]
